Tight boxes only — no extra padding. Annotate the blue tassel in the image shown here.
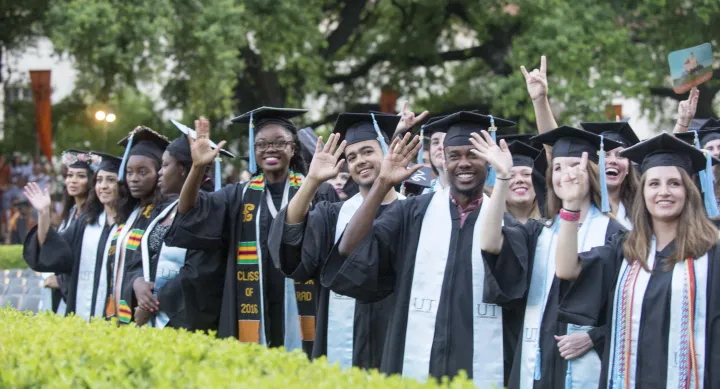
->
[370,113,389,155]
[701,150,719,217]
[486,115,497,186]
[534,348,542,380]
[599,135,611,213]
[118,133,134,181]
[248,112,257,174]
[565,361,573,389]
[693,131,709,194]
[214,157,221,192]
[417,126,424,165]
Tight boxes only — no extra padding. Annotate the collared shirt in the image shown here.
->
[449,192,483,228]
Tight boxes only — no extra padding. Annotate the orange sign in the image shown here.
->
[30,70,52,162]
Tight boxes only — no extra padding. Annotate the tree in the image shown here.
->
[0,0,50,83]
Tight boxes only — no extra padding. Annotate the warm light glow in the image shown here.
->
[105,113,116,123]
[95,111,106,121]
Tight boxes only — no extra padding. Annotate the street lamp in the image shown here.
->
[94,110,116,150]
[95,110,106,121]
[106,113,116,123]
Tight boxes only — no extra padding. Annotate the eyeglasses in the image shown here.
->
[254,141,294,151]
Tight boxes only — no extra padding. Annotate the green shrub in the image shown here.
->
[0,245,25,270]
[0,309,477,388]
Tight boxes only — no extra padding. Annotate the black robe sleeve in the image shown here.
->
[558,230,627,327]
[165,184,241,250]
[314,182,341,204]
[22,222,81,274]
[320,199,408,303]
[481,217,545,307]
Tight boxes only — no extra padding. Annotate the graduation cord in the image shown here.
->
[610,257,642,389]
[534,206,597,382]
[678,258,699,389]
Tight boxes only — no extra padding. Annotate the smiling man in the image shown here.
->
[320,111,517,388]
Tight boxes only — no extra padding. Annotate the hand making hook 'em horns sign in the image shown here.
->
[560,151,590,211]
[469,131,513,179]
[520,55,548,102]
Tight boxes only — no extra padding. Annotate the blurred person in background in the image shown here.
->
[6,199,36,245]
[327,169,350,201]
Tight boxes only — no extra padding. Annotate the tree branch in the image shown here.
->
[323,0,370,59]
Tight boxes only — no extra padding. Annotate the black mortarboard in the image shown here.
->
[402,164,433,196]
[61,149,100,171]
[117,126,169,180]
[230,107,307,174]
[498,133,544,151]
[531,125,622,164]
[298,127,320,164]
[698,118,720,131]
[332,113,399,147]
[507,141,547,173]
[90,151,122,174]
[580,121,641,147]
[620,133,720,175]
[424,111,516,147]
[675,127,720,149]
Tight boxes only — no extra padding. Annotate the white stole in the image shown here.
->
[112,208,141,308]
[93,224,117,318]
[616,203,632,230]
[520,207,610,389]
[139,200,188,329]
[402,189,503,388]
[607,238,708,389]
[326,192,405,368]
[74,212,106,321]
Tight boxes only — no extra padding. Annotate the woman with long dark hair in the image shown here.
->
[165,108,337,354]
[107,126,169,324]
[123,121,232,330]
[477,126,626,389]
[23,152,122,321]
[555,133,720,388]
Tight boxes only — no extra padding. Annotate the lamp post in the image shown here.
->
[95,110,116,150]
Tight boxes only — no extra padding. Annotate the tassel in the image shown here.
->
[118,133,134,181]
[694,131,709,194]
[417,125,425,164]
[533,348,542,380]
[565,361,573,389]
[214,157,222,192]
[599,135,611,213]
[370,113,389,155]
[248,112,257,174]
[701,150,719,217]
[486,115,497,187]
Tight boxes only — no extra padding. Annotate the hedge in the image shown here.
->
[0,245,25,270]
[0,309,478,388]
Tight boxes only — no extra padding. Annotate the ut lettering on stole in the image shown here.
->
[80,271,93,281]
[158,268,180,280]
[476,303,500,318]
[524,327,540,343]
[411,297,437,313]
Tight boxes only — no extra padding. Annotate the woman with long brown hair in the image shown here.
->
[555,133,720,388]
[477,126,625,389]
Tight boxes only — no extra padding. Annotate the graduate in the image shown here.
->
[676,124,720,159]
[23,152,122,321]
[108,127,169,323]
[124,120,233,330]
[555,133,720,388]
[497,134,547,223]
[268,113,403,369]
[322,111,517,387]
[478,126,626,389]
[164,109,338,354]
[420,115,449,194]
[581,121,641,229]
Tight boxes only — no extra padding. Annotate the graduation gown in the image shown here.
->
[559,232,720,389]
[123,200,226,331]
[23,213,114,320]
[320,191,515,386]
[165,179,338,349]
[482,214,624,389]
[267,198,396,369]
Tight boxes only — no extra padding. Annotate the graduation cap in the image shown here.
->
[89,151,122,174]
[531,125,623,212]
[621,132,720,216]
[169,120,235,191]
[676,126,720,149]
[401,164,433,196]
[698,118,720,131]
[230,107,307,174]
[425,111,516,186]
[61,149,102,171]
[580,121,641,147]
[117,126,170,181]
[332,112,400,154]
[498,133,544,151]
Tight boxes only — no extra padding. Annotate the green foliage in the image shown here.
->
[0,308,478,388]
[0,0,49,52]
[0,246,25,270]
[1,100,38,155]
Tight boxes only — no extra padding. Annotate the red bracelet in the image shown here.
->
[559,208,581,222]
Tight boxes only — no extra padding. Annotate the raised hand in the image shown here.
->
[23,182,51,212]
[379,133,423,186]
[560,152,590,210]
[678,87,699,126]
[190,117,227,167]
[306,133,346,183]
[393,101,430,138]
[469,131,513,178]
[520,55,548,102]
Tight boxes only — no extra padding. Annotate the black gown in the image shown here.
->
[268,200,395,369]
[122,201,226,331]
[165,179,338,350]
[23,214,113,318]
[559,232,720,388]
[320,193,520,384]
[481,216,625,389]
